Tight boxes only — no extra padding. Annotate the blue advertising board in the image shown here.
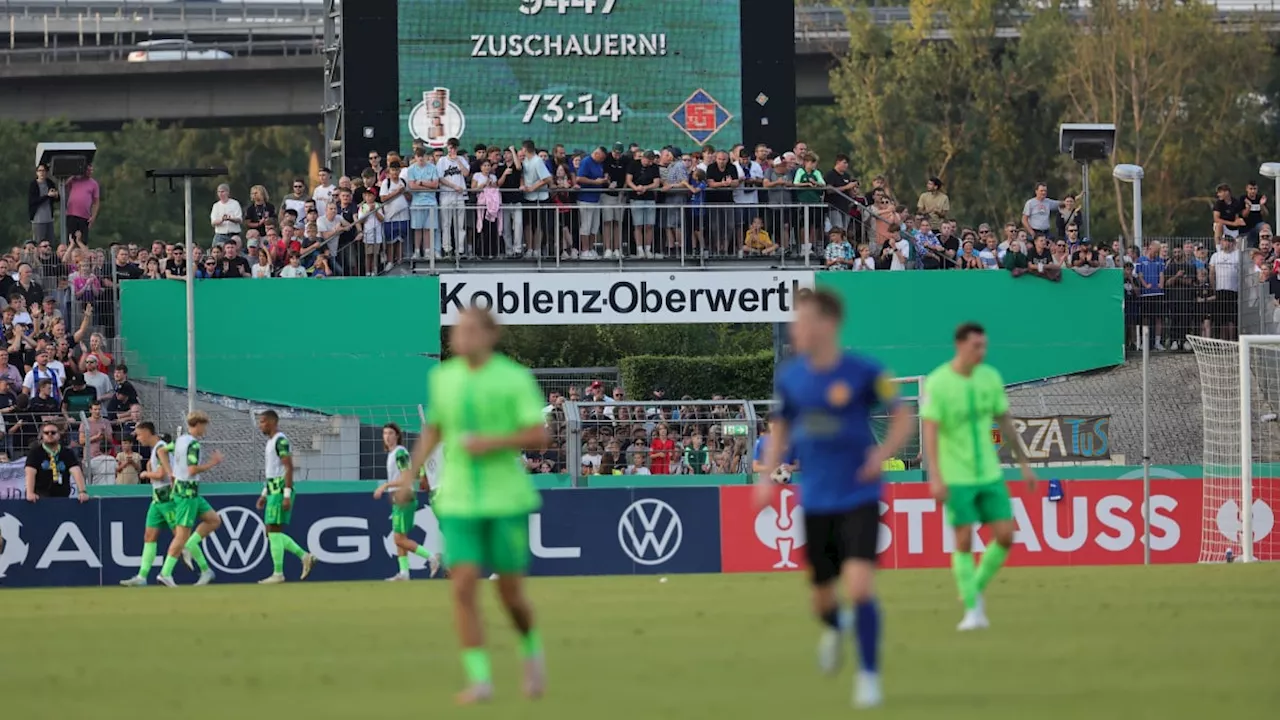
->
[0,488,722,588]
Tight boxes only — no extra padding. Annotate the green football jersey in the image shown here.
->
[920,361,1009,486]
[424,354,544,518]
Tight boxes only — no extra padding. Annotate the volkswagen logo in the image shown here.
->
[202,506,268,574]
[618,499,683,566]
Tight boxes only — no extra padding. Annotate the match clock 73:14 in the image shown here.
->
[519,93,623,124]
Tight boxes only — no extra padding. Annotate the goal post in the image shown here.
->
[1187,335,1280,563]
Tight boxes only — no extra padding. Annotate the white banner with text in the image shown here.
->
[439,271,816,325]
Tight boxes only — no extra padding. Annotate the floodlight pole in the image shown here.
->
[1114,163,1147,561]
[1080,163,1091,244]
[146,167,228,415]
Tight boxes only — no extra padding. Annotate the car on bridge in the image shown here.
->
[127,39,233,62]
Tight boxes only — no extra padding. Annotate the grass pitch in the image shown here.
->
[3,564,1277,719]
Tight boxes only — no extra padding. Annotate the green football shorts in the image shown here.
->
[944,480,1014,527]
[144,500,178,530]
[173,496,215,529]
[264,494,293,526]
[438,514,530,575]
[391,500,418,535]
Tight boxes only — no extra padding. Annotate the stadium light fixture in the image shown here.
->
[1112,164,1145,254]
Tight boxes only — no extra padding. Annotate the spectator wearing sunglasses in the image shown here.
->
[282,178,308,221]
[25,422,87,501]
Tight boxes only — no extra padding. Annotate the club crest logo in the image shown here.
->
[826,380,852,408]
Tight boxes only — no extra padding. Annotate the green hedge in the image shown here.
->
[619,351,774,400]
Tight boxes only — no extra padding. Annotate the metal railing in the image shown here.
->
[0,36,321,63]
[360,196,877,271]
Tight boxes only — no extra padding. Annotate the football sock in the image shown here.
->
[975,542,1010,593]
[952,551,978,610]
[160,554,177,578]
[269,532,285,574]
[854,599,880,673]
[184,535,210,572]
[520,628,544,659]
[462,648,492,685]
[398,555,411,573]
[282,534,307,559]
[412,545,434,560]
[137,541,157,579]
[819,607,840,631]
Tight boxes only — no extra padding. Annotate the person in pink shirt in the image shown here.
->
[64,164,100,244]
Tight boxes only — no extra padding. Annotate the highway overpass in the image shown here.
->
[1,0,1276,126]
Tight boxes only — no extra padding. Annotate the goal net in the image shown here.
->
[1186,335,1279,563]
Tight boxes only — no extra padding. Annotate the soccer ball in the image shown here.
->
[770,466,793,484]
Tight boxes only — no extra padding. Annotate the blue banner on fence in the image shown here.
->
[0,487,723,587]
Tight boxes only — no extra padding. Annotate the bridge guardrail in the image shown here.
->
[0,36,322,63]
[2,0,324,23]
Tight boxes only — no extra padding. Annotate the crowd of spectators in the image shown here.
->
[532,381,774,476]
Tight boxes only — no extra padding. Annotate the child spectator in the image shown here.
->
[851,243,876,271]
[279,252,307,278]
[742,216,777,256]
[252,248,273,278]
[115,435,142,485]
[684,168,708,256]
[823,228,853,269]
[357,186,384,277]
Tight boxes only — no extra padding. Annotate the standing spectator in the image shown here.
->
[520,140,554,258]
[627,152,662,258]
[888,229,911,271]
[1003,237,1029,274]
[763,155,795,250]
[80,355,113,399]
[28,163,58,245]
[78,398,112,462]
[1056,195,1083,241]
[279,253,307,278]
[64,164,100,245]
[68,257,101,324]
[916,176,950,224]
[1209,235,1241,339]
[1135,241,1167,349]
[575,147,608,260]
[312,167,336,215]
[649,422,676,475]
[222,238,252,278]
[792,154,826,257]
[1021,182,1064,239]
[115,435,142,485]
[356,186,384,276]
[851,243,876,271]
[496,147,525,257]
[244,185,276,235]
[823,228,852,269]
[209,184,243,245]
[658,147,689,258]
[404,147,440,260]
[1163,245,1196,350]
[24,422,87,501]
[282,178,308,221]
[682,433,711,474]
[472,158,504,259]
[601,143,630,259]
[0,350,22,387]
[437,139,470,258]
[378,162,410,270]
[23,349,61,400]
[704,151,740,256]
[826,154,858,236]
[1241,180,1270,245]
[732,146,764,247]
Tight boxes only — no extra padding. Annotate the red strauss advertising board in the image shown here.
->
[719,479,1274,572]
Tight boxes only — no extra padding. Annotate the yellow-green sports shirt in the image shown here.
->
[920,362,1009,486]
[424,353,544,518]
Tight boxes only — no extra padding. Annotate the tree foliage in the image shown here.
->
[491,323,773,368]
[0,120,315,248]
[814,0,1278,239]
[620,351,775,401]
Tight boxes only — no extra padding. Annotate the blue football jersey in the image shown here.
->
[774,352,898,514]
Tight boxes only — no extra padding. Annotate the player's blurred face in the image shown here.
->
[257,415,273,435]
[449,310,496,358]
[788,303,835,355]
[382,426,398,450]
[957,332,988,366]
